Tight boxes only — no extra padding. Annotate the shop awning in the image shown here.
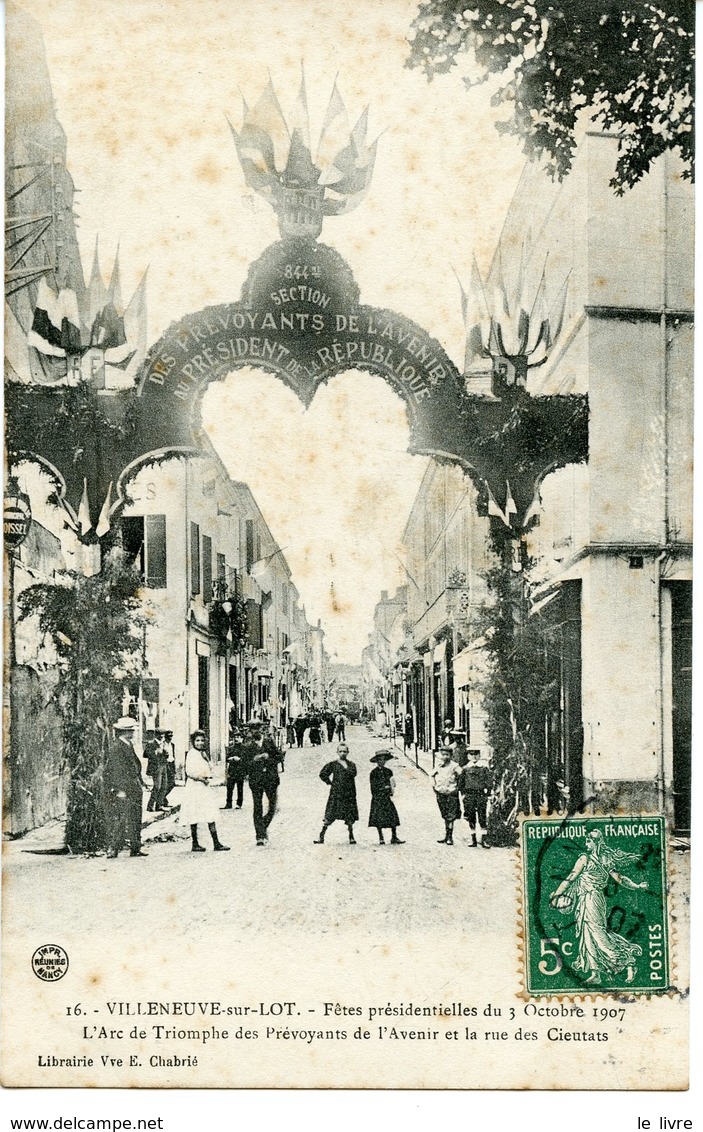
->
[453,644,487,687]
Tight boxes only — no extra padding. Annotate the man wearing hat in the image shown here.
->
[368,750,404,845]
[440,718,454,748]
[245,722,284,846]
[146,731,169,813]
[104,716,148,858]
[223,723,248,810]
[460,749,492,847]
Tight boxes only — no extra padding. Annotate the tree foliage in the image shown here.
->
[18,555,145,853]
[407,1,694,192]
[474,543,558,845]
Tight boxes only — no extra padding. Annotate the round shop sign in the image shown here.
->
[4,490,32,548]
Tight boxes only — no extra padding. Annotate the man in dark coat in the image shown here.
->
[403,712,414,752]
[142,729,158,806]
[146,731,168,812]
[308,711,322,746]
[223,724,247,809]
[325,711,336,743]
[162,730,176,806]
[294,715,307,748]
[314,743,358,845]
[104,716,148,858]
[245,724,284,846]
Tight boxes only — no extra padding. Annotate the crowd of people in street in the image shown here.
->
[288,710,347,749]
[102,709,492,858]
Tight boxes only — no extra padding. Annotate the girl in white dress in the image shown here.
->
[179,731,230,852]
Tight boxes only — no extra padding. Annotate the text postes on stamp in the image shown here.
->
[521,816,669,996]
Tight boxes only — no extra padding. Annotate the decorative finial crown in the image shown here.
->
[230,76,377,239]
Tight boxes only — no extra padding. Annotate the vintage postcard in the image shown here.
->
[2,0,693,1092]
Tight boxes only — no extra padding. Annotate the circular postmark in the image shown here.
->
[32,944,69,982]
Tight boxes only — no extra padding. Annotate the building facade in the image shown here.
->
[385,134,692,830]
[361,587,407,726]
[118,444,319,768]
[396,463,493,762]
[491,135,693,831]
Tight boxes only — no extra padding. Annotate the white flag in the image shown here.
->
[95,482,113,538]
[77,479,92,535]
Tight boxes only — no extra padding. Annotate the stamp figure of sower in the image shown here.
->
[549,828,648,986]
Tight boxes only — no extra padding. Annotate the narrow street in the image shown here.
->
[4,725,517,942]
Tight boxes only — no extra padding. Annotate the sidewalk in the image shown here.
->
[391,735,435,777]
[2,777,212,853]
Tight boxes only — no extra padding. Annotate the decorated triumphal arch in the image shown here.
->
[7,79,588,545]
[5,76,594,849]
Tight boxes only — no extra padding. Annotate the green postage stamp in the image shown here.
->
[521,816,670,995]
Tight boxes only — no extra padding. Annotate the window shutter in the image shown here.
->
[202,535,213,604]
[190,522,200,595]
[145,515,167,588]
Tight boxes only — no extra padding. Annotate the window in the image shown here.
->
[190,522,200,595]
[202,534,213,604]
[216,552,226,583]
[121,515,167,589]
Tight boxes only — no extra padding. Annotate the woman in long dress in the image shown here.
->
[179,731,230,853]
[368,750,404,845]
[549,829,647,984]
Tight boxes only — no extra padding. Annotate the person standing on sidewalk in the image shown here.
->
[223,724,247,810]
[314,743,358,845]
[368,750,404,845]
[403,712,414,752]
[334,711,346,742]
[146,731,169,813]
[431,747,462,845]
[104,716,148,859]
[246,723,284,846]
[460,749,491,847]
[162,730,176,807]
[179,731,230,853]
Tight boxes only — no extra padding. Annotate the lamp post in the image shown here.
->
[4,476,32,668]
[4,475,32,831]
